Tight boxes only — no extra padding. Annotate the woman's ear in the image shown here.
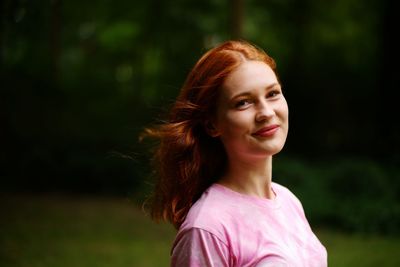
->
[204,120,220,137]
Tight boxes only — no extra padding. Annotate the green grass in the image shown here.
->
[318,229,400,266]
[1,194,399,267]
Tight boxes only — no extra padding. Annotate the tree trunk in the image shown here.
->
[379,0,399,159]
[230,0,244,39]
[51,0,61,82]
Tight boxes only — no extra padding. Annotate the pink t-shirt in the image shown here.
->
[171,182,327,267]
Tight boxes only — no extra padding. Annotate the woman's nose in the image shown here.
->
[255,100,275,122]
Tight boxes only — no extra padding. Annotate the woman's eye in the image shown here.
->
[267,90,280,98]
[235,99,251,109]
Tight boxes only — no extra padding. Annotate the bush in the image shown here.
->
[273,156,400,235]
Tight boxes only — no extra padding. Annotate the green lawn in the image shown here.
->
[1,194,399,267]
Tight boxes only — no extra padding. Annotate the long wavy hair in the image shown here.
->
[144,40,277,229]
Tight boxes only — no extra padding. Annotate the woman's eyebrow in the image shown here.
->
[266,83,281,90]
[230,92,251,101]
[230,83,281,100]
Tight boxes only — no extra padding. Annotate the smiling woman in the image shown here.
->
[212,60,289,168]
[143,40,327,266]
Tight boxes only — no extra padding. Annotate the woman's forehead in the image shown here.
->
[222,61,278,97]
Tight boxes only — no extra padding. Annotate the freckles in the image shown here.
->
[217,113,249,139]
[226,112,251,128]
[276,102,289,120]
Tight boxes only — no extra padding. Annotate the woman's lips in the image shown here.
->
[252,125,279,137]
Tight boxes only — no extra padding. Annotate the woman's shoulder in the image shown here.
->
[184,184,237,221]
[271,181,290,192]
[272,181,305,212]
[178,184,240,239]
[272,181,298,199]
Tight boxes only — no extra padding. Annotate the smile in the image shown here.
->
[252,125,280,137]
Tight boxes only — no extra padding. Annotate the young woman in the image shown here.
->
[145,40,327,266]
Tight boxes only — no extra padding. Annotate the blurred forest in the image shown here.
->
[1,0,399,234]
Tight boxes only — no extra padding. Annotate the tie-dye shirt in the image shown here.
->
[171,182,327,267]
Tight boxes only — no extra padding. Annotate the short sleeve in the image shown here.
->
[171,228,231,267]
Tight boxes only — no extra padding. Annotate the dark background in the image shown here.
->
[1,0,399,234]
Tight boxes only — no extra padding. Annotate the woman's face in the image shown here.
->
[212,60,289,160]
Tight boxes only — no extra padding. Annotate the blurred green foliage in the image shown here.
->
[1,0,398,234]
[274,156,400,235]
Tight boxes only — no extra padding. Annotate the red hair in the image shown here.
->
[144,40,277,229]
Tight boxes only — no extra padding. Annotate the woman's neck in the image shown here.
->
[218,155,275,199]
